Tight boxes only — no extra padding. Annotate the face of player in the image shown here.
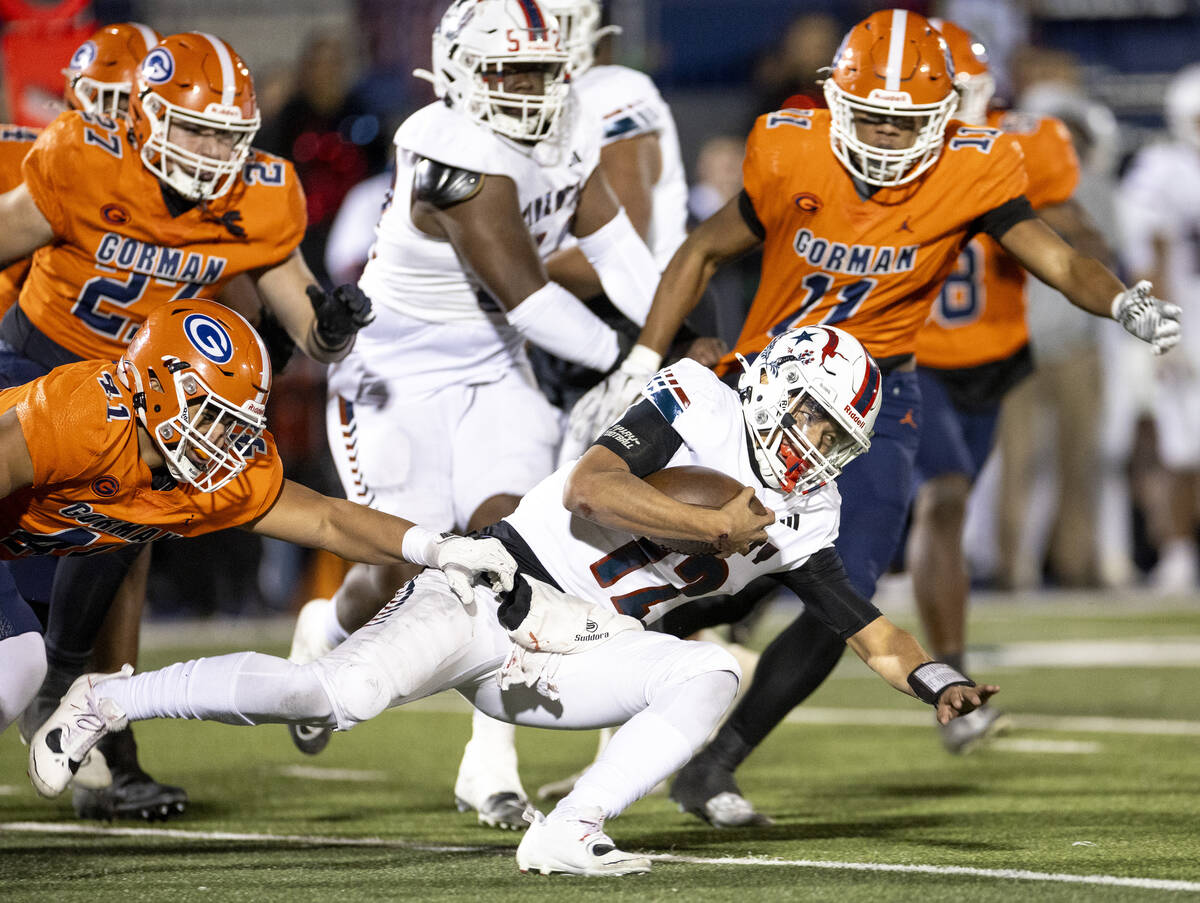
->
[167,120,239,183]
[482,61,550,98]
[852,112,920,151]
[781,397,844,462]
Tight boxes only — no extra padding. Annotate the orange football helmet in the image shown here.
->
[63,22,163,118]
[118,300,272,492]
[823,9,958,187]
[930,18,994,125]
[130,32,260,202]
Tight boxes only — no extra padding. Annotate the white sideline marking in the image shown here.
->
[3,822,1199,893]
[989,738,1101,754]
[972,639,1200,669]
[278,765,388,782]
[0,786,16,795]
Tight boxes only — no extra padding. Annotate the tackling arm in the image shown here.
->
[0,409,35,499]
[0,184,55,267]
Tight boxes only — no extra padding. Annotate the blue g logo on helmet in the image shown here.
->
[141,48,175,84]
[69,41,97,72]
[183,313,234,364]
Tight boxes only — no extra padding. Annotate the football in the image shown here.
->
[640,465,769,556]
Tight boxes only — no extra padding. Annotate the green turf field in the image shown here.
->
[3,592,1200,901]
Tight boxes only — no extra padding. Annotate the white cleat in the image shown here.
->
[516,807,651,877]
[28,667,132,799]
[939,704,1011,755]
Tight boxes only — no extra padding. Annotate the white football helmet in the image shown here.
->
[418,0,569,142]
[738,325,881,495]
[1165,63,1200,152]
[541,0,620,76]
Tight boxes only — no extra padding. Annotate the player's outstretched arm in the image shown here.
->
[252,250,373,364]
[244,479,514,603]
[0,409,34,499]
[999,216,1180,354]
[563,445,773,555]
[846,618,999,724]
[0,184,55,268]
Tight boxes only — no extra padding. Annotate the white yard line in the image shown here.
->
[277,765,388,782]
[3,822,1198,893]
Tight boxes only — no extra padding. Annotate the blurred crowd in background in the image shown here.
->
[2,0,1198,617]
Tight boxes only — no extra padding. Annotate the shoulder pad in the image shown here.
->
[412,157,484,209]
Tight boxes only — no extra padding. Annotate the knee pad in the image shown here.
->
[663,640,742,691]
[310,657,392,730]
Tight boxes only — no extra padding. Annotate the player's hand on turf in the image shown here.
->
[430,535,517,604]
[713,486,775,558]
[558,344,661,467]
[307,283,375,350]
[682,335,727,368]
[936,683,1000,725]
[1112,280,1181,355]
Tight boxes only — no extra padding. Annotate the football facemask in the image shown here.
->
[64,22,163,118]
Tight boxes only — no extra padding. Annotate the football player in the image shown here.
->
[0,300,514,739]
[282,0,661,804]
[1117,63,1200,592]
[0,32,374,821]
[908,19,1110,752]
[449,0,697,828]
[29,324,998,878]
[571,9,1179,827]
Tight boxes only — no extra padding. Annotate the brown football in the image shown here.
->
[641,465,768,555]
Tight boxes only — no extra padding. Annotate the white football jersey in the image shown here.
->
[1119,141,1200,354]
[505,359,841,626]
[360,100,601,324]
[573,65,689,270]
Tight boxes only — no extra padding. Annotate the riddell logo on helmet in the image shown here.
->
[843,404,866,428]
[204,103,243,118]
[868,89,913,104]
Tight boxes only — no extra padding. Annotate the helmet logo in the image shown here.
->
[183,313,234,364]
[69,41,97,72]
[142,48,175,84]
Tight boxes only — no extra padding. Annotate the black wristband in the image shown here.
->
[907,661,974,706]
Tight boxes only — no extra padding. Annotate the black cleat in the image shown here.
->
[289,723,332,756]
[70,727,188,822]
[670,756,773,828]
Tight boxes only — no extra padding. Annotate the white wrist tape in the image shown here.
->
[400,525,441,568]
[506,281,620,371]
[907,661,974,705]
[576,208,660,327]
[621,343,663,375]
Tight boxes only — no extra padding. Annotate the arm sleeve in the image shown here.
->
[576,207,659,324]
[773,546,883,640]
[592,397,683,477]
[967,195,1036,242]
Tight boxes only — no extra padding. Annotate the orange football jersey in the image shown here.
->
[915,111,1079,370]
[722,108,1028,370]
[0,123,39,316]
[0,359,283,559]
[18,110,305,361]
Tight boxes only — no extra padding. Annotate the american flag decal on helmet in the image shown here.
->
[645,369,691,423]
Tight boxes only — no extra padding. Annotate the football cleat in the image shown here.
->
[456,791,529,831]
[71,728,188,821]
[670,757,773,828]
[286,598,337,755]
[516,807,651,877]
[28,667,132,799]
[939,704,1011,755]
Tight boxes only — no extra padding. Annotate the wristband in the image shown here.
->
[400,525,441,568]
[622,343,663,375]
[907,661,974,706]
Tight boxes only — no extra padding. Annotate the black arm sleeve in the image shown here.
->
[967,194,1036,242]
[592,398,683,477]
[737,189,766,240]
[773,546,882,640]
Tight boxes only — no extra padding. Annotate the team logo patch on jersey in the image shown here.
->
[183,313,234,364]
[793,192,822,214]
[91,475,120,498]
[101,204,130,226]
[68,41,97,72]
[141,48,175,84]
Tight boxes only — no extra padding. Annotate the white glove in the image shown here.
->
[403,528,517,605]
[1112,280,1181,356]
[557,343,663,467]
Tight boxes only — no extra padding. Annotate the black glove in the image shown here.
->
[306,283,374,351]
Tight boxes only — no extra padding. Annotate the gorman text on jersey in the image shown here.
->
[793,228,918,275]
[95,233,228,285]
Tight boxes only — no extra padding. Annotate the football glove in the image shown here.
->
[1112,280,1181,355]
[557,344,662,467]
[306,283,375,351]
[428,534,517,605]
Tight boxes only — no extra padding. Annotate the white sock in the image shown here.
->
[557,669,737,819]
[456,709,525,799]
[103,652,334,727]
[322,598,351,647]
[0,632,46,733]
